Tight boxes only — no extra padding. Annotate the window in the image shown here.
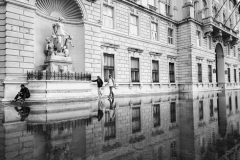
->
[223,13,226,23]
[153,104,161,127]
[165,0,171,15]
[103,5,114,29]
[234,69,237,82]
[198,63,202,83]
[228,68,231,82]
[196,30,201,47]
[208,36,212,50]
[210,99,214,117]
[132,107,141,133]
[104,53,114,82]
[168,28,173,44]
[131,57,139,82]
[228,44,230,55]
[169,62,175,83]
[170,102,176,123]
[171,141,177,158]
[194,2,198,19]
[236,95,238,110]
[199,101,203,120]
[229,96,232,111]
[213,7,218,20]
[230,18,232,28]
[234,46,236,57]
[104,108,116,140]
[203,0,208,17]
[208,65,212,83]
[152,60,159,82]
[130,15,138,35]
[151,22,158,40]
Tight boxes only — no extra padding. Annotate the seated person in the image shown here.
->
[14,84,30,102]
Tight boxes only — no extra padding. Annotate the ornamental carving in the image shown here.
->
[223,36,232,46]
[36,0,84,22]
[212,30,222,43]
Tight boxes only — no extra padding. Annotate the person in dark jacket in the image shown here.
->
[91,76,103,97]
[14,84,30,102]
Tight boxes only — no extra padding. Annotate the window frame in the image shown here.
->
[131,57,140,83]
[129,14,139,36]
[152,60,159,83]
[199,100,204,121]
[169,62,175,83]
[228,68,231,82]
[151,22,158,41]
[132,107,141,134]
[170,102,176,123]
[103,53,115,82]
[198,63,202,83]
[153,104,161,127]
[234,68,237,82]
[168,27,174,45]
[196,30,201,47]
[208,65,212,83]
[101,2,115,29]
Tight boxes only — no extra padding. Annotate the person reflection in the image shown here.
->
[92,99,104,121]
[14,107,30,121]
[105,98,116,122]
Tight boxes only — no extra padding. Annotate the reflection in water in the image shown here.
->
[14,106,30,121]
[1,91,240,160]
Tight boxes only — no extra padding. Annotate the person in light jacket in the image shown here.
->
[106,74,115,98]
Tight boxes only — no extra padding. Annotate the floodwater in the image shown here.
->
[1,90,240,160]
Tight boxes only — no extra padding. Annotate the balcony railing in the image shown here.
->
[27,71,91,81]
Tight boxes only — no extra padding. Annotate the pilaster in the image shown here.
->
[1,0,36,99]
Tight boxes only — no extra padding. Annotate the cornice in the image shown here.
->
[116,0,177,24]
[5,0,37,10]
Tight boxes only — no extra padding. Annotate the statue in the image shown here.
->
[45,17,74,57]
[43,17,75,73]
[45,37,55,57]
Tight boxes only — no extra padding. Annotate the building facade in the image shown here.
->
[0,0,240,101]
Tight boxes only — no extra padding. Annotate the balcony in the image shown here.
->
[203,17,239,47]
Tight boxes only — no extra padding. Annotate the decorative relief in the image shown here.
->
[233,64,238,68]
[196,56,204,62]
[101,42,120,51]
[128,47,143,54]
[207,59,215,64]
[36,0,83,22]
[167,55,177,62]
[129,7,139,15]
[149,52,162,59]
[225,62,231,67]
[213,30,222,43]
[223,35,232,46]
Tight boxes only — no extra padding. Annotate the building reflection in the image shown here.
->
[1,91,240,160]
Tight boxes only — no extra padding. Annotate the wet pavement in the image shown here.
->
[0,90,240,160]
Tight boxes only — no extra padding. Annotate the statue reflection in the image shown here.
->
[14,106,30,121]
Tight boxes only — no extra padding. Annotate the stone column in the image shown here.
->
[1,0,36,101]
[182,0,194,19]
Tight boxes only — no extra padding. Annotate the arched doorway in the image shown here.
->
[215,43,225,85]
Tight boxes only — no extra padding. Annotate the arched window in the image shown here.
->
[230,18,232,28]
[203,0,208,17]
[223,13,226,23]
[194,2,198,19]
[213,6,218,20]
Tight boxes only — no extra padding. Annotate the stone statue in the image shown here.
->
[63,35,74,57]
[45,37,55,57]
[46,17,74,57]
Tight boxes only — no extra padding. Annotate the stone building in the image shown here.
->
[0,0,240,101]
